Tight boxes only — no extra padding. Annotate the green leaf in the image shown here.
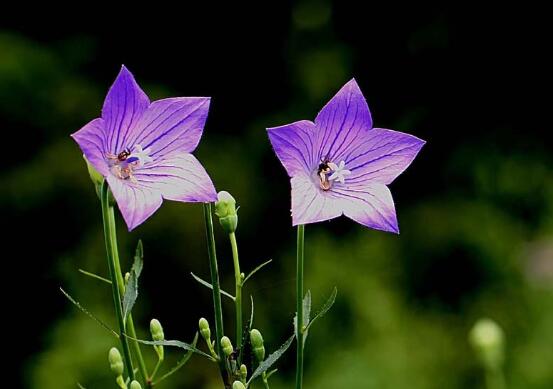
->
[78,269,111,284]
[304,287,337,333]
[122,240,144,321]
[190,272,235,301]
[153,333,199,385]
[60,287,118,337]
[242,259,272,284]
[247,334,294,386]
[129,336,216,362]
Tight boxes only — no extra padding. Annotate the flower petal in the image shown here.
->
[345,128,425,185]
[333,183,399,233]
[133,153,217,203]
[102,66,150,154]
[107,175,163,231]
[314,79,373,163]
[267,120,318,177]
[127,97,210,159]
[291,174,342,226]
[71,118,109,176]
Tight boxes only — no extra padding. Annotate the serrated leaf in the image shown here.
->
[190,272,235,301]
[78,269,111,284]
[304,287,337,333]
[130,336,216,362]
[153,333,198,385]
[247,334,294,385]
[122,241,144,320]
[60,287,118,337]
[242,259,272,284]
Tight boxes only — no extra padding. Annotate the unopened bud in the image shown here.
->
[150,318,165,360]
[221,336,234,357]
[250,329,265,361]
[240,364,248,381]
[469,318,505,370]
[215,191,238,233]
[129,380,142,389]
[232,381,246,389]
[199,317,211,341]
[125,272,131,284]
[108,347,124,377]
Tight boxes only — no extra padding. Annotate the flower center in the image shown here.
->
[107,144,152,181]
[317,159,351,191]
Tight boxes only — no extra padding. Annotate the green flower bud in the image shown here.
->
[129,380,142,389]
[469,318,505,370]
[150,318,165,360]
[108,347,124,377]
[232,381,246,389]
[125,272,131,284]
[221,336,234,357]
[250,329,265,362]
[199,317,211,341]
[215,191,238,233]
[83,154,104,198]
[240,364,248,381]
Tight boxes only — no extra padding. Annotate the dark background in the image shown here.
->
[2,3,551,388]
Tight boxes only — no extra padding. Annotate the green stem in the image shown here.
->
[203,203,229,386]
[100,181,134,381]
[295,224,305,389]
[229,232,242,350]
[106,195,150,387]
[150,358,163,382]
[262,372,270,389]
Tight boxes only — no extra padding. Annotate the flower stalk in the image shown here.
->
[203,203,229,386]
[229,232,243,350]
[100,181,135,381]
[295,224,305,389]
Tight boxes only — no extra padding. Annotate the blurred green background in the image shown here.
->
[2,3,551,389]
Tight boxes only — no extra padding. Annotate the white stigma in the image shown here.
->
[129,144,153,166]
[327,160,351,184]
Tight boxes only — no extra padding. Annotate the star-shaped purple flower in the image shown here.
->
[72,66,217,230]
[267,79,425,233]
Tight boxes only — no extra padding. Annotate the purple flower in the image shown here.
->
[72,66,217,230]
[267,79,425,233]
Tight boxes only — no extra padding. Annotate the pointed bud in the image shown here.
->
[199,317,211,342]
[240,364,248,381]
[232,381,246,389]
[215,191,238,233]
[221,336,234,357]
[129,380,142,389]
[250,329,265,362]
[150,318,165,360]
[108,347,124,377]
[469,318,505,370]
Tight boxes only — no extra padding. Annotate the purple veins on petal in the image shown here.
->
[267,78,425,233]
[71,65,217,230]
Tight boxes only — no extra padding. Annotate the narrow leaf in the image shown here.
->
[60,287,118,337]
[122,241,144,320]
[129,336,216,362]
[304,287,337,333]
[154,333,199,385]
[243,259,272,284]
[78,269,111,284]
[293,290,311,341]
[190,272,235,301]
[247,334,294,385]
